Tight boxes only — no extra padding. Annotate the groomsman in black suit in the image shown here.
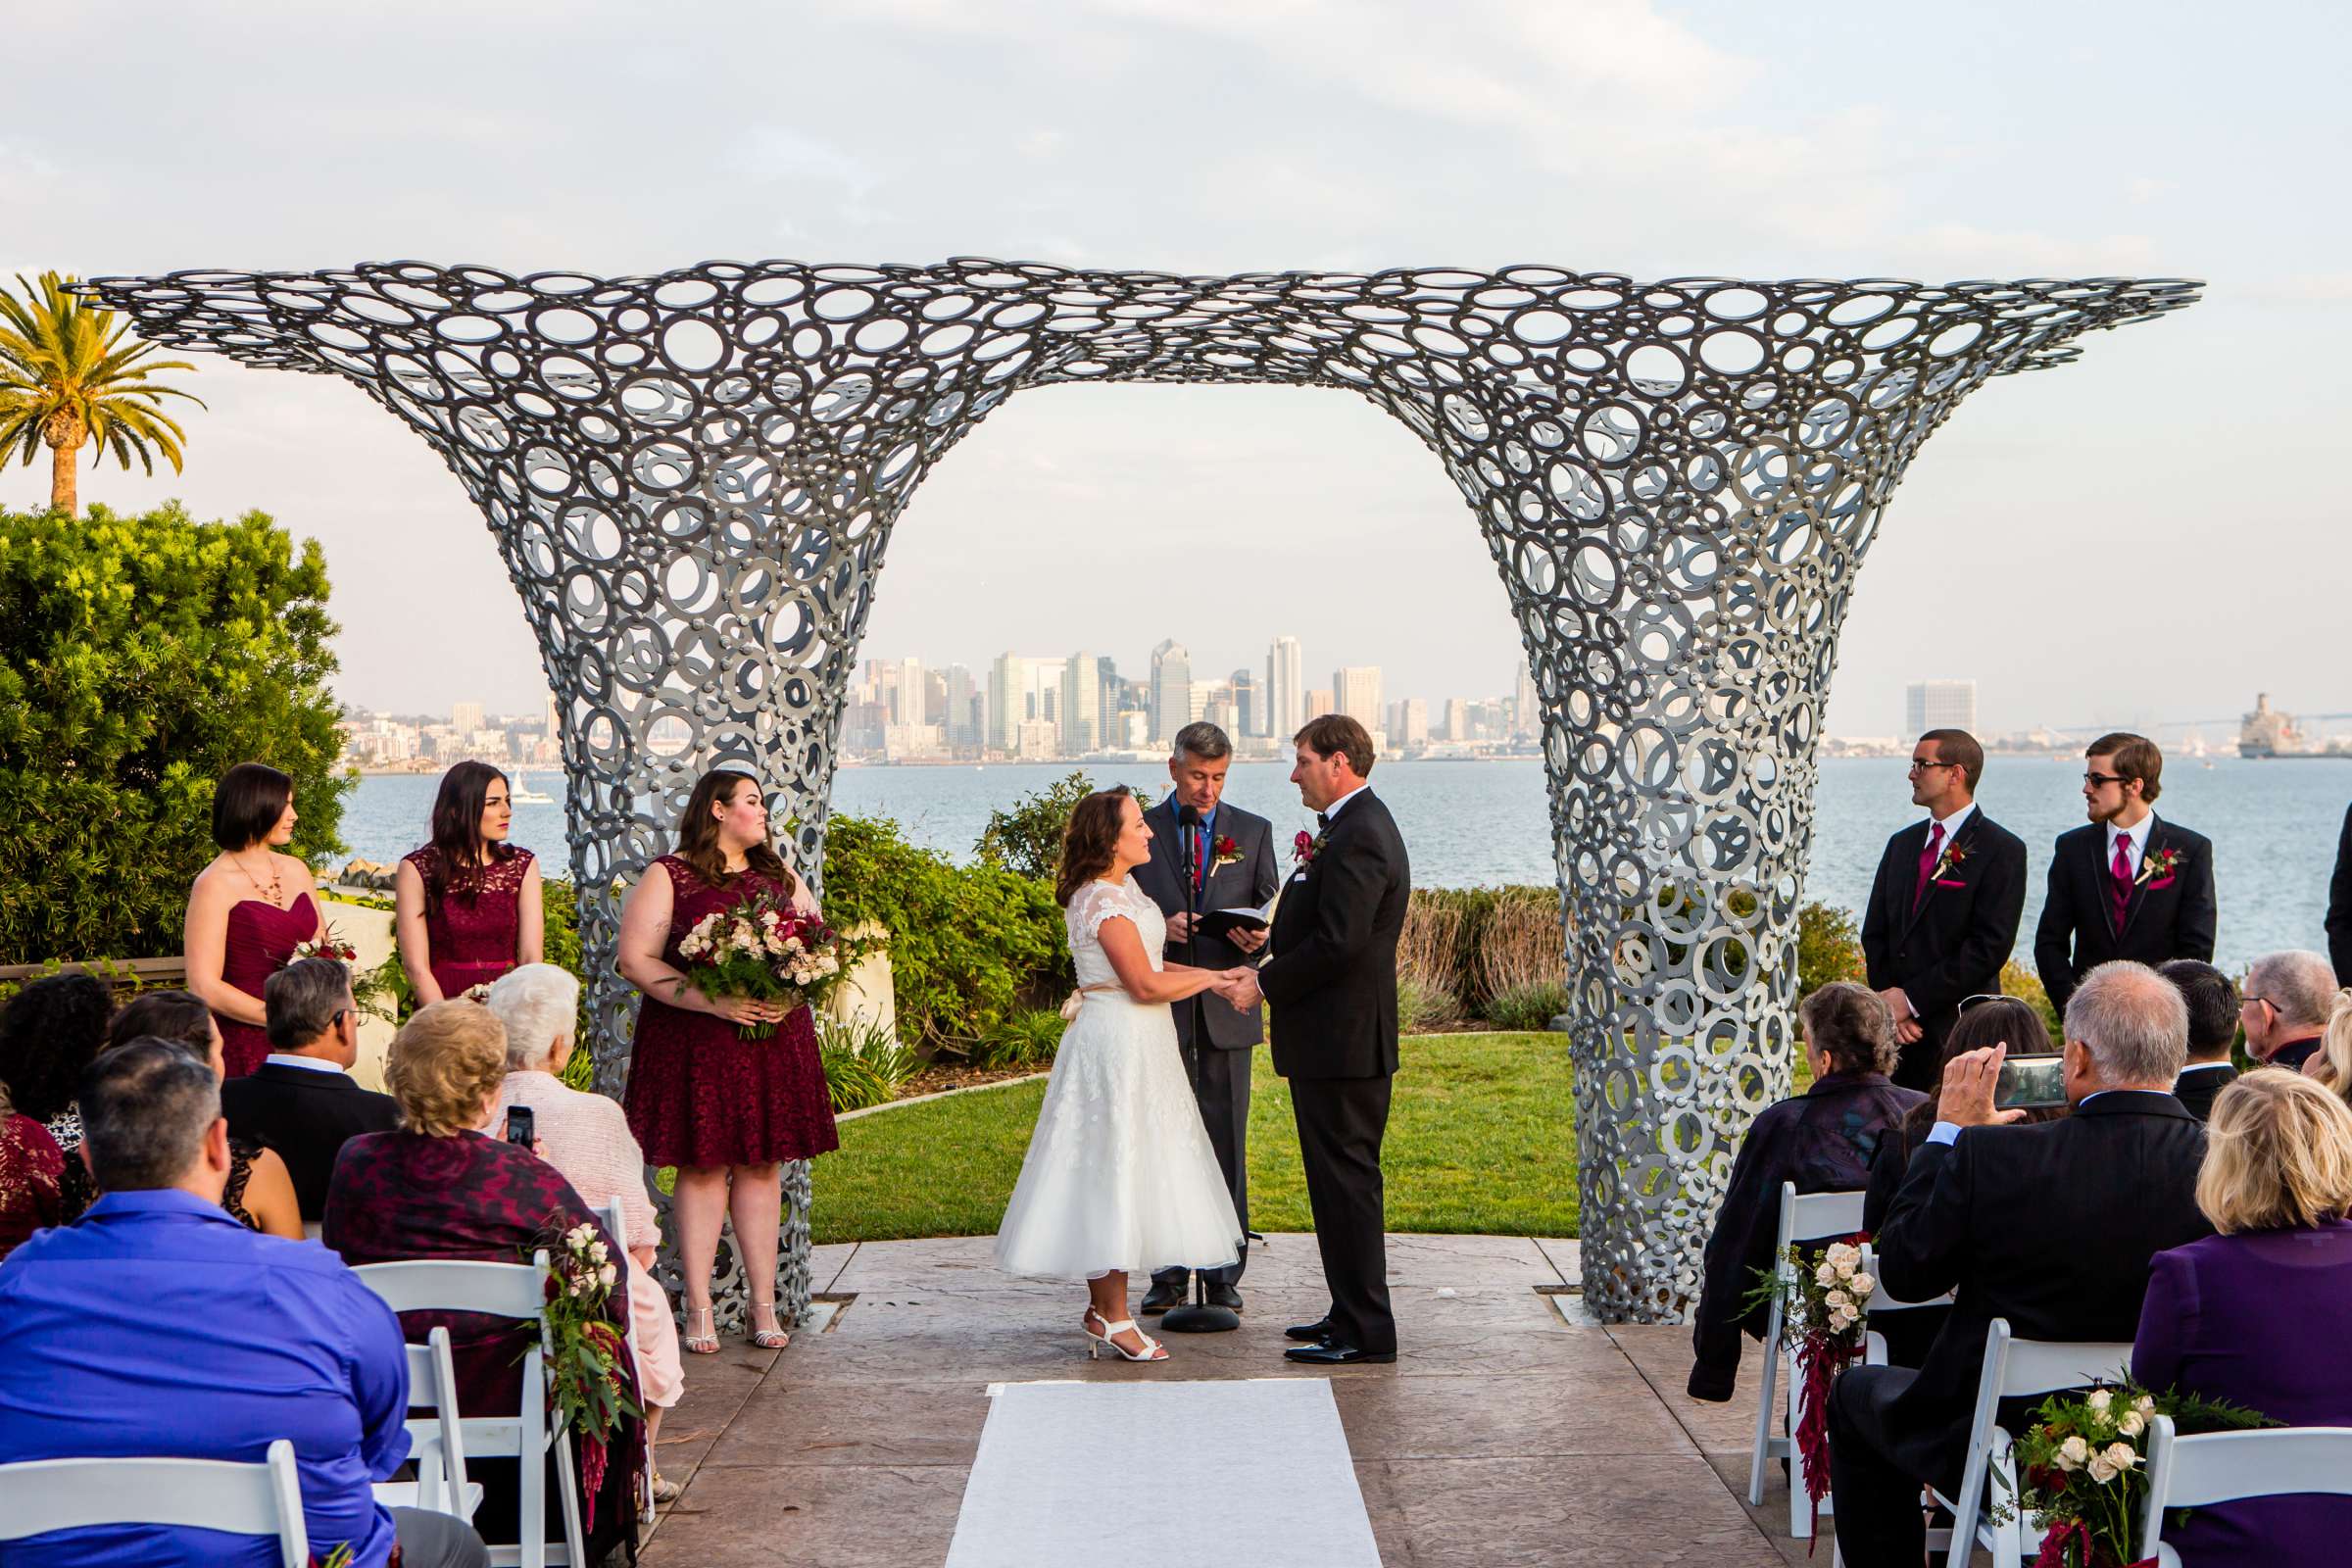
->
[2158,959,2239,1120]
[2326,801,2352,985]
[2033,732,2217,1014]
[1132,721,1280,1316]
[1860,729,2029,1090]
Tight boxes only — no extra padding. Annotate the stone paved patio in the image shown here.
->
[635,1233,1851,1567]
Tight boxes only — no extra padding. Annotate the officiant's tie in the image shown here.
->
[2110,837,2134,928]
[1316,811,1329,829]
[1913,822,1944,911]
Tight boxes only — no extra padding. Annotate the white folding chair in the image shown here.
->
[355,1251,587,1568]
[0,1438,308,1567]
[371,1324,481,1521]
[1933,1318,2132,1568]
[2139,1415,2352,1567]
[595,1197,661,1510]
[1857,1243,1954,1369]
[1746,1182,1869,1536]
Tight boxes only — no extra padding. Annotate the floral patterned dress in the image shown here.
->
[621,855,839,1169]
[215,892,320,1078]
[402,844,536,999]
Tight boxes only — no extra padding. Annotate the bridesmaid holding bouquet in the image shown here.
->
[395,760,544,1004]
[184,762,320,1078]
[618,768,838,1354]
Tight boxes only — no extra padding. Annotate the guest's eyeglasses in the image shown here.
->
[2241,996,2278,1014]
[2082,771,2131,788]
[1956,994,2006,1012]
[1906,758,1959,775]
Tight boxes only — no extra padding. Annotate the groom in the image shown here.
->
[1229,714,1410,1365]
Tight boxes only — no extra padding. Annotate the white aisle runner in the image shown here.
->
[945,1379,1383,1567]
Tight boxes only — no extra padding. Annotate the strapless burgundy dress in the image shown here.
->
[622,855,839,1169]
[216,892,320,1077]
[402,845,535,999]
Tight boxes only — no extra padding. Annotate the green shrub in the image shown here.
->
[0,503,351,963]
[1398,975,1463,1033]
[1407,886,1562,1018]
[975,1007,1065,1069]
[821,812,1068,1049]
[1485,979,1569,1033]
[1796,902,1867,997]
[2000,958,2065,1044]
[817,1014,922,1112]
[974,770,1102,880]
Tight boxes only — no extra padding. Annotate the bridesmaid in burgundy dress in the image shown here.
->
[618,768,839,1354]
[394,760,544,1004]
[184,762,320,1078]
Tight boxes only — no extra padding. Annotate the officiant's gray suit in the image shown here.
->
[1134,794,1281,1289]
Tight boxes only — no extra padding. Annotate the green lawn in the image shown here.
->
[810,1032,1580,1245]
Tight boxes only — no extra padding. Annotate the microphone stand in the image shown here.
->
[1161,801,1241,1335]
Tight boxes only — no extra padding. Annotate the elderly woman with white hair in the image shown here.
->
[484,963,683,1500]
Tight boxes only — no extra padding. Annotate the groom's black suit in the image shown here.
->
[1258,787,1410,1355]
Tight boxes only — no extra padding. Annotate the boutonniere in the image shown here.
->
[1928,841,1971,884]
[2136,847,2183,887]
[1212,834,1243,870]
[1293,829,1327,867]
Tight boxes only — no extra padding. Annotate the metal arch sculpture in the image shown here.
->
[81,260,2198,1324]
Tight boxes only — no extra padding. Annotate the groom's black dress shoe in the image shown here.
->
[1205,1283,1244,1312]
[1285,1317,1335,1342]
[1140,1279,1185,1315]
[1284,1341,1396,1366]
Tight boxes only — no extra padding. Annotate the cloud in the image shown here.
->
[1889,223,2164,278]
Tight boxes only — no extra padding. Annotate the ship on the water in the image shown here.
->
[2236,694,2351,759]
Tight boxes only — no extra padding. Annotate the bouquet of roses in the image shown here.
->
[288,922,359,965]
[673,888,859,1039]
[1744,1234,1874,1536]
[532,1221,643,1531]
[2007,1382,2275,1567]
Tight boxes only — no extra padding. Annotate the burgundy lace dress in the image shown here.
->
[402,845,536,998]
[0,1113,65,1259]
[215,892,320,1078]
[622,855,840,1169]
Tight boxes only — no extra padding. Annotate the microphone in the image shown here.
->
[1176,803,1201,955]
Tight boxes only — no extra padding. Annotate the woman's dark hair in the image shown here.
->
[109,989,217,1058]
[1797,981,1898,1076]
[675,769,795,895]
[423,760,517,916]
[1055,788,1134,907]
[212,762,294,851]
[1900,996,2060,1141]
[0,972,116,1122]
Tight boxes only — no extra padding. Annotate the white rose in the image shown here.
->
[599,1263,619,1288]
[1848,1273,1875,1298]
[2134,1395,2156,1418]
[2057,1435,2089,1471]
[2117,1409,2145,1438]
[588,1240,608,1262]
[2085,1390,2112,1413]
[820,956,840,973]
[2103,1442,2137,1474]
[2087,1453,2118,1485]
[1815,1261,1838,1286]
[1824,1242,1860,1269]
[1824,1289,1851,1311]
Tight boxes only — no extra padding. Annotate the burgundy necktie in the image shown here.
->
[1913,822,1943,911]
[2111,836,2134,929]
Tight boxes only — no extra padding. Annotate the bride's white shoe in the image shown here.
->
[1083,1306,1168,1362]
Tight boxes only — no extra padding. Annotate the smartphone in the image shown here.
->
[505,1104,536,1147]
[1993,1054,2068,1110]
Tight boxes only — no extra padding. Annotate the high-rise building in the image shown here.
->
[1266,635,1303,738]
[1905,679,1978,736]
[895,658,924,727]
[1334,666,1383,731]
[1513,664,1542,738]
[1442,698,1471,742]
[1231,668,1260,739]
[1390,697,1429,747]
[988,653,1033,753]
[451,700,484,736]
[1305,688,1335,720]
[1059,652,1101,755]
[1150,638,1193,745]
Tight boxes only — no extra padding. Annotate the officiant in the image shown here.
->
[1134,721,1281,1316]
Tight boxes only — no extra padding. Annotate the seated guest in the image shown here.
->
[2240,949,2336,1072]
[1687,983,1927,1401]
[108,990,303,1240]
[1860,996,2056,1367]
[2161,958,2241,1119]
[485,964,684,1502]
[2298,987,2352,1102]
[0,971,113,1224]
[2134,1072,2352,1563]
[325,1001,640,1556]
[0,1074,66,1259]
[220,956,399,1220]
[0,1038,487,1568]
[1827,960,2212,1568]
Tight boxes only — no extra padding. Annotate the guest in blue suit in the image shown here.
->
[2133,1070,2352,1565]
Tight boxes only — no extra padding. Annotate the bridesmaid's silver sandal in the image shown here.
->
[748,1298,792,1350]
[681,1306,719,1355]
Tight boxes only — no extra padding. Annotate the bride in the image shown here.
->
[994,786,1253,1362]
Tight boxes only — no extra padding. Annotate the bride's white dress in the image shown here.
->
[993,876,1244,1280]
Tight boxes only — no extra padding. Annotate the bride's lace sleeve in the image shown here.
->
[1067,880,1141,950]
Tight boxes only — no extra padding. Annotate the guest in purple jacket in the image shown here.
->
[2133,1070,2352,1564]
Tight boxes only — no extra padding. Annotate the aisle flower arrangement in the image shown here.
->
[535,1222,643,1528]
[1746,1235,1874,1537]
[673,888,865,1038]
[2007,1383,2275,1568]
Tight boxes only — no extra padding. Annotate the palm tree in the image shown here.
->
[0,270,204,515]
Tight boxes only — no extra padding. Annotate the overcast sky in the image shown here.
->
[4,0,2345,739]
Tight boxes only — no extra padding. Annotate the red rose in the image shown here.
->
[1216,835,1238,857]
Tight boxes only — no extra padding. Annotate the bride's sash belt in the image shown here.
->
[1058,983,1127,1021]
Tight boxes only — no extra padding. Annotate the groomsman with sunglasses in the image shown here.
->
[1861,729,2030,1090]
[2034,732,2218,1015]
